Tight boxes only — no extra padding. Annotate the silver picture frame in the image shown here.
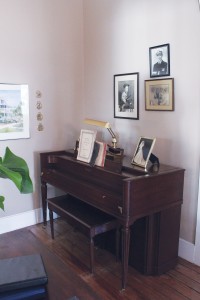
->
[132,137,156,169]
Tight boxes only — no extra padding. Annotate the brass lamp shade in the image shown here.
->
[84,118,117,148]
[84,119,110,129]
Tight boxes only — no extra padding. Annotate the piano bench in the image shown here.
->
[47,194,120,274]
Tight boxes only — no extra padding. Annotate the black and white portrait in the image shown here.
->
[114,73,139,120]
[132,137,156,168]
[149,44,170,78]
[149,85,170,106]
[118,80,134,112]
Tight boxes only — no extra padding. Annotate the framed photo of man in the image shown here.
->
[114,72,139,120]
[149,43,170,78]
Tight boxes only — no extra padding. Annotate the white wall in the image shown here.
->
[83,0,200,243]
[0,0,199,250]
[0,0,83,216]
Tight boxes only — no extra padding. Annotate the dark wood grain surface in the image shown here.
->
[0,219,200,299]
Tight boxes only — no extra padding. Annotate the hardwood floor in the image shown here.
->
[0,218,200,299]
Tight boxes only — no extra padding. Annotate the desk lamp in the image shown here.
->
[84,118,124,157]
[84,118,117,149]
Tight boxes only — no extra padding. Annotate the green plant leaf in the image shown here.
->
[0,164,22,191]
[0,196,5,211]
[1,147,33,194]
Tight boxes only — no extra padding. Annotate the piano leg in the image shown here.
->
[121,225,130,290]
[41,181,47,226]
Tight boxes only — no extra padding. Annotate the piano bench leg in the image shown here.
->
[49,209,54,239]
[89,237,94,274]
[116,225,120,262]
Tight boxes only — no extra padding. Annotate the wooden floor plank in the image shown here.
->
[1,219,200,299]
[0,228,102,300]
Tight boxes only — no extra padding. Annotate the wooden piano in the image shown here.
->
[40,150,185,290]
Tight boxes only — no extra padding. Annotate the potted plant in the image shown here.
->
[0,147,33,210]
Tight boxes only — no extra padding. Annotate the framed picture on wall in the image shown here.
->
[0,83,30,140]
[145,78,174,111]
[131,136,156,169]
[149,43,170,78]
[114,72,139,120]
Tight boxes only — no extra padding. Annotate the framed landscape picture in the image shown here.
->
[0,83,30,140]
[114,72,139,120]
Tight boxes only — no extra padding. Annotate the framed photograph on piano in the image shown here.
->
[131,137,156,169]
[77,129,97,163]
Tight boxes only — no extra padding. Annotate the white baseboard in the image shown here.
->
[0,208,44,234]
[178,238,195,264]
[0,209,197,266]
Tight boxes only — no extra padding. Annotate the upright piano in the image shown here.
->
[40,150,184,290]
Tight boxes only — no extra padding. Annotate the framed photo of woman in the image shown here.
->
[131,137,156,169]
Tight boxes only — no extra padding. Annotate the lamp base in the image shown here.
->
[105,146,124,173]
[107,145,124,155]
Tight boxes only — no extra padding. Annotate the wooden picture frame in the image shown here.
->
[145,78,174,111]
[114,72,139,120]
[149,43,170,78]
[131,136,156,169]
